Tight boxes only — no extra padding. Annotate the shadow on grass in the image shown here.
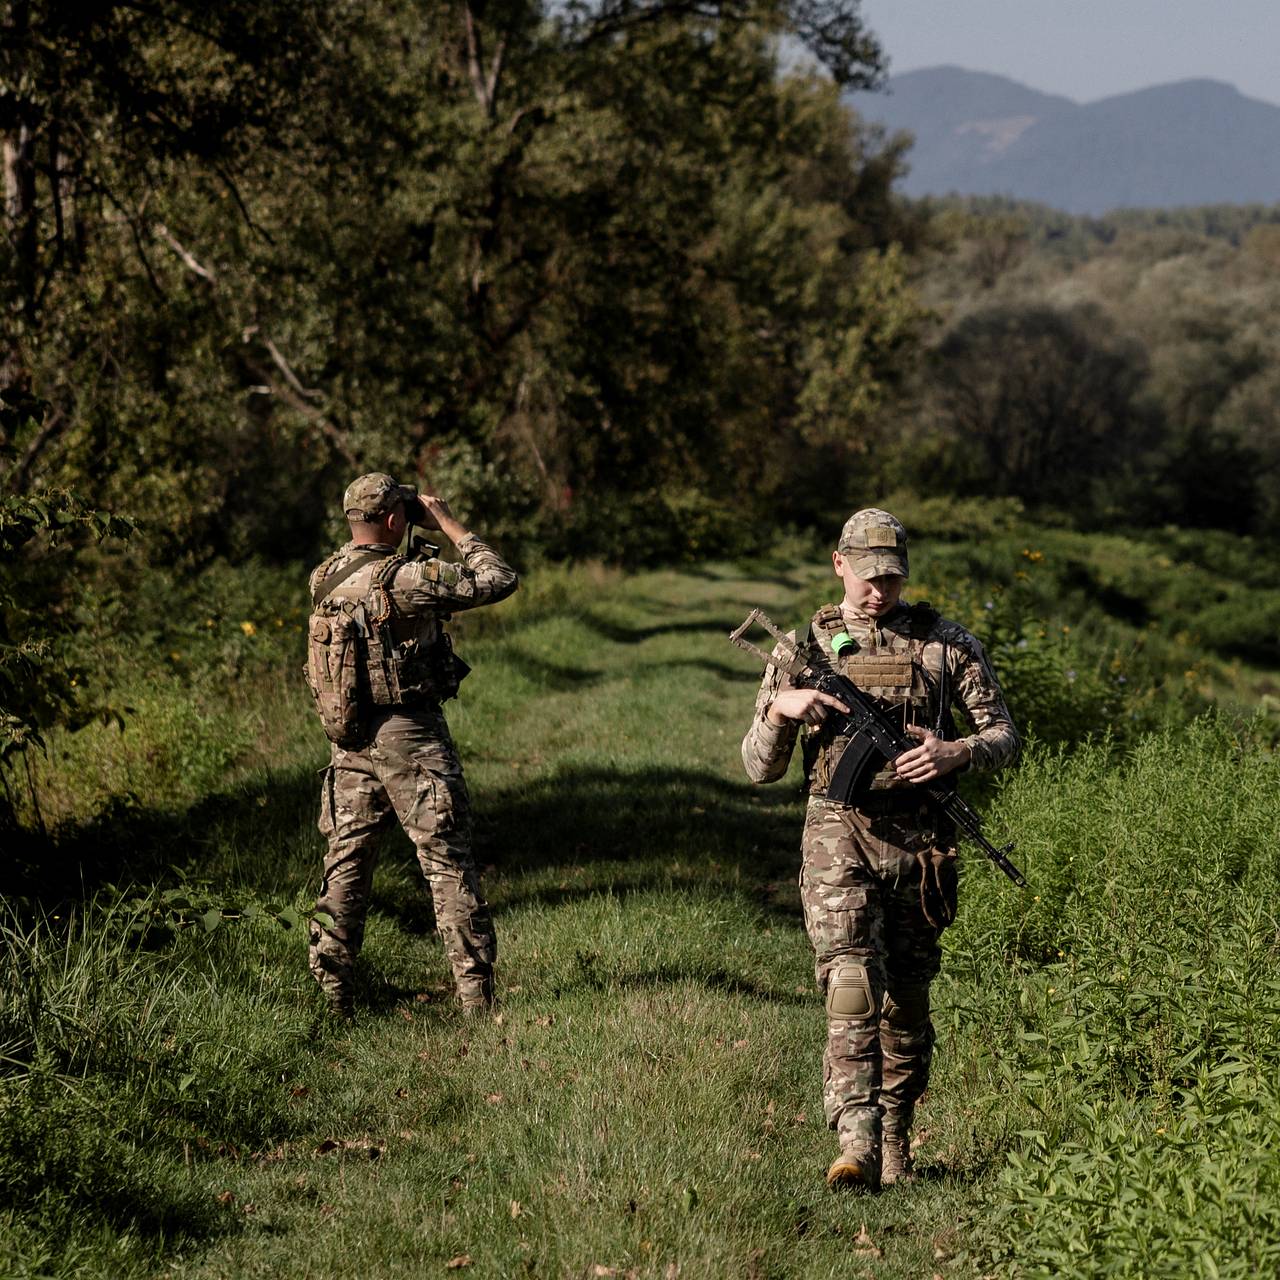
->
[368,762,805,931]
[476,763,801,882]
[578,613,745,646]
[1,765,323,907]
[546,962,810,1006]
[501,652,607,690]
[631,656,760,683]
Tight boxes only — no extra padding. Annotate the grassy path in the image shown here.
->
[166,561,997,1278]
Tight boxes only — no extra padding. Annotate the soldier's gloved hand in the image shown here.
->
[767,688,850,728]
[893,725,971,783]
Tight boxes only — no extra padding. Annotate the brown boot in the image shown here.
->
[325,990,354,1021]
[881,1130,913,1185]
[458,972,494,1016]
[881,1104,915,1185]
[825,1144,881,1191]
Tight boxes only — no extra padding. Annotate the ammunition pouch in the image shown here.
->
[364,561,469,706]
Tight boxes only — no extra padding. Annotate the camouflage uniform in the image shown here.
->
[307,475,518,1015]
[741,510,1019,1181]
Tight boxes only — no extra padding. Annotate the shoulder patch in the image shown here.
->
[415,558,461,588]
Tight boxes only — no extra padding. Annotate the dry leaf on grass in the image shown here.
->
[853,1224,883,1258]
[315,1137,380,1159]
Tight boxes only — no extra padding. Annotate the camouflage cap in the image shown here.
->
[342,472,416,520]
[837,508,909,579]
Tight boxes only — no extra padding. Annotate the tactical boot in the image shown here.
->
[881,1131,913,1185]
[825,1143,881,1192]
[881,1105,915,1185]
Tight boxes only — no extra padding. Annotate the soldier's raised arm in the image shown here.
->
[392,493,518,611]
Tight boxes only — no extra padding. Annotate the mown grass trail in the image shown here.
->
[5,555,1280,1278]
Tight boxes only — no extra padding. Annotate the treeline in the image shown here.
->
[4,2,1280,800]
[1,0,922,564]
[880,196,1280,538]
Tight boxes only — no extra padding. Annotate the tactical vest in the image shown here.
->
[305,551,468,747]
[800,601,953,797]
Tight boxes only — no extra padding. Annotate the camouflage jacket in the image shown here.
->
[309,534,517,667]
[741,599,1020,789]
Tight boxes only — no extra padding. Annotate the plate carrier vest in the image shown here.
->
[305,550,468,749]
[800,601,955,798]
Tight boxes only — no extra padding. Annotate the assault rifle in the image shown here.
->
[730,608,1027,888]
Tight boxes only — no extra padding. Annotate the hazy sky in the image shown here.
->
[859,0,1280,107]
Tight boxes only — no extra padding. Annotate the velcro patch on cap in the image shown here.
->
[865,525,899,548]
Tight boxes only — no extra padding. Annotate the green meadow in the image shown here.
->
[4,516,1280,1278]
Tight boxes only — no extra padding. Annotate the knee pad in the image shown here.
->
[826,960,878,1022]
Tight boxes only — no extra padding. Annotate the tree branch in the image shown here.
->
[259,330,324,403]
[154,221,217,281]
[3,406,65,493]
[242,353,357,466]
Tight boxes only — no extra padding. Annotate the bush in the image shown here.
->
[951,717,1280,1276]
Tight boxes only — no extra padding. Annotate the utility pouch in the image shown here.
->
[305,605,368,749]
[917,840,959,932]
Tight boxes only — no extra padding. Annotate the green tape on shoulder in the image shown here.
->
[831,631,853,656]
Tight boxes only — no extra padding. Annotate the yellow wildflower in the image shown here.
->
[240,621,257,637]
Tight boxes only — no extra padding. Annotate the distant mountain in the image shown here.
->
[849,67,1280,214]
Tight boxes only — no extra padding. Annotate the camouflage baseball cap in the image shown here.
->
[342,472,416,520]
[837,508,909,579]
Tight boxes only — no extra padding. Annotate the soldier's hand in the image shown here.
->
[767,689,849,728]
[415,494,453,530]
[893,725,971,783]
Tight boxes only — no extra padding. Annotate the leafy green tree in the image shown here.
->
[920,304,1152,512]
[0,391,134,831]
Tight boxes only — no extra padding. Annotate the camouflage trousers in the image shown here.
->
[800,795,956,1152]
[309,709,496,1009]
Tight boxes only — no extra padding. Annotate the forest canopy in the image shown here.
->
[2,3,1277,558]
[1,0,926,563]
